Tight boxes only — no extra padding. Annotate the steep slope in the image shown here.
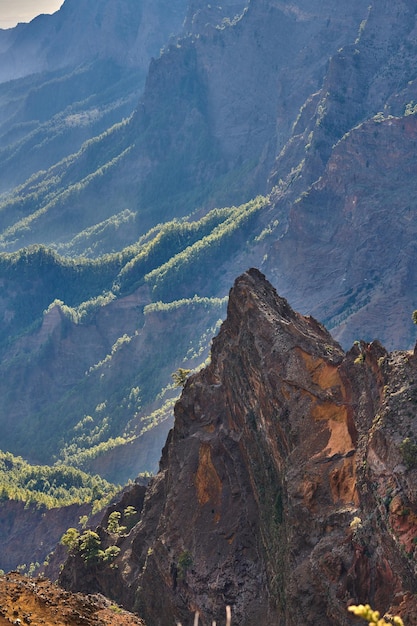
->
[260,0,417,350]
[0,61,141,192]
[1,0,417,549]
[3,3,417,607]
[0,500,100,575]
[0,0,189,83]
[0,0,189,193]
[0,0,371,254]
[59,269,417,626]
[0,573,144,626]
[0,203,257,478]
[0,275,224,479]
[2,0,417,354]
[266,113,417,350]
[0,450,119,573]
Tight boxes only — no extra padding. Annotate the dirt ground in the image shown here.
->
[0,573,145,626]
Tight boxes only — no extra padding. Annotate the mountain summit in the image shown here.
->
[60,269,417,625]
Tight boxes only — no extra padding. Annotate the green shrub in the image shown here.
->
[178,550,193,579]
[400,438,417,469]
[79,530,104,563]
[60,528,80,552]
[172,368,191,388]
[107,511,127,534]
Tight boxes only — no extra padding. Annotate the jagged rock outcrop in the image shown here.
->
[60,269,417,625]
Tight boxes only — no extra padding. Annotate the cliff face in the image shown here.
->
[262,0,417,350]
[268,112,417,350]
[0,499,102,576]
[0,0,189,83]
[60,269,417,625]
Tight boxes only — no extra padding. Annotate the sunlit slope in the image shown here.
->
[0,198,268,481]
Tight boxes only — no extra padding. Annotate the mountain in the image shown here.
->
[0,0,190,193]
[1,0,417,573]
[59,269,417,626]
[0,0,371,252]
[0,0,189,83]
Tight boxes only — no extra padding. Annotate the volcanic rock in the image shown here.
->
[59,269,417,625]
[0,572,144,626]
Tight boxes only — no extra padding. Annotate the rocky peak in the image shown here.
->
[59,269,417,624]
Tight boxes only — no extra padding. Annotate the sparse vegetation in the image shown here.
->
[144,295,227,315]
[60,528,80,552]
[123,506,138,531]
[79,530,103,563]
[177,550,193,579]
[405,102,417,117]
[144,196,268,301]
[172,368,192,387]
[61,527,121,566]
[399,438,417,469]
[107,511,127,534]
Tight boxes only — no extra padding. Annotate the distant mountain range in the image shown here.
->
[0,0,417,570]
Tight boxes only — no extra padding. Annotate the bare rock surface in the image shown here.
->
[59,269,417,625]
[0,572,144,626]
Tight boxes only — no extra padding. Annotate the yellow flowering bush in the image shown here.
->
[348,604,404,626]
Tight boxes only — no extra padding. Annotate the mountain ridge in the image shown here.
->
[0,0,189,83]
[0,0,372,251]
